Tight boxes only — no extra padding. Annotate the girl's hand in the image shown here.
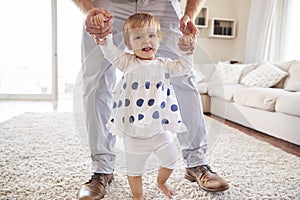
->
[178,34,195,55]
[91,13,109,28]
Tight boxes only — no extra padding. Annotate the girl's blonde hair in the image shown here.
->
[123,12,162,48]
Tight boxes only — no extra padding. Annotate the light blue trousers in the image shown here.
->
[81,0,208,173]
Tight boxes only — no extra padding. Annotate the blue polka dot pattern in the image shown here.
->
[138,114,144,120]
[125,99,130,107]
[171,104,178,112]
[148,99,155,106]
[152,111,159,119]
[131,82,138,90]
[136,99,144,107]
[129,116,135,123]
[156,81,162,89]
[118,100,122,107]
[145,81,150,89]
[162,119,169,124]
[110,75,185,133]
[167,89,170,96]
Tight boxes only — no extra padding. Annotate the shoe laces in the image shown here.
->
[191,165,215,177]
[86,173,107,184]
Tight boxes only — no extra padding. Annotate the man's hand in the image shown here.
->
[179,15,198,54]
[180,15,198,39]
[85,7,113,44]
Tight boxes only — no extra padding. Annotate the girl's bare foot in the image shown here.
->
[157,183,176,199]
[133,197,144,200]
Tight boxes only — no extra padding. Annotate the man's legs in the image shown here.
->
[77,23,116,200]
[80,0,137,173]
[171,74,229,192]
[78,1,136,199]
[158,34,229,192]
[171,75,208,166]
[81,28,117,173]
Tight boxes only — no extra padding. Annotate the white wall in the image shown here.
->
[182,0,252,63]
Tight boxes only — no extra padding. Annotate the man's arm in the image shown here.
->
[184,0,206,22]
[179,0,206,53]
[180,0,206,36]
[72,0,94,15]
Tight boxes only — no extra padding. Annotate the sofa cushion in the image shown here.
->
[240,63,288,88]
[276,92,300,117]
[196,82,208,94]
[193,63,216,81]
[284,60,300,89]
[285,82,300,92]
[233,88,285,111]
[208,84,247,101]
[271,60,295,71]
[211,62,252,84]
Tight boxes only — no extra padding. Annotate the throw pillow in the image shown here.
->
[240,63,288,88]
[211,62,247,84]
[285,82,300,92]
[284,60,300,88]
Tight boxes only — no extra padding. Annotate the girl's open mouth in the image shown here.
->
[142,47,152,52]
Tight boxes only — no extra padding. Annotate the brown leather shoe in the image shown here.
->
[78,173,114,200]
[185,165,229,192]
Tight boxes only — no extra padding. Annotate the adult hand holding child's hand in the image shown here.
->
[85,7,113,45]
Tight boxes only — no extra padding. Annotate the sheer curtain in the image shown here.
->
[244,0,275,63]
[279,0,300,61]
[244,0,299,63]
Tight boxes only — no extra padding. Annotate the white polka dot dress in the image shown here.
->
[100,40,192,138]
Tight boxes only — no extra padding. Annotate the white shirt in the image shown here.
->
[100,36,193,138]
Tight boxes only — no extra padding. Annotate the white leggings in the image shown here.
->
[123,131,179,176]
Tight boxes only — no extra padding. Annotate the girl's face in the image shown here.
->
[128,27,160,60]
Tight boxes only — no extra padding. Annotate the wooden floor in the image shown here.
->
[207,114,300,157]
[0,99,299,157]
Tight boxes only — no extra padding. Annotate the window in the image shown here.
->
[57,1,82,95]
[0,0,55,100]
[0,0,83,100]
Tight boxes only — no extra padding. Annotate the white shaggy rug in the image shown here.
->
[0,112,299,200]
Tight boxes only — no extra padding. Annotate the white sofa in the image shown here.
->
[195,60,300,145]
